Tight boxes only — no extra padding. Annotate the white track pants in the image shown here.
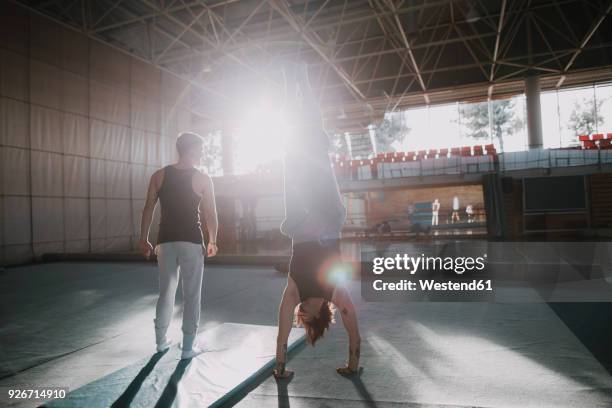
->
[154,241,204,344]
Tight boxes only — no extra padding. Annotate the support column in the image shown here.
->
[525,75,543,149]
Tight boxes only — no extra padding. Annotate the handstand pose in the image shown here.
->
[274,62,361,378]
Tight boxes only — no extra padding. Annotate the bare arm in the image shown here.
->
[332,286,361,373]
[199,173,218,257]
[274,277,300,378]
[138,171,160,258]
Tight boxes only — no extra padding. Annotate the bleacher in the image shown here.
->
[331,144,498,180]
[331,132,612,181]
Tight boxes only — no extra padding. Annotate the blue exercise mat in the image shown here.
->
[42,323,305,408]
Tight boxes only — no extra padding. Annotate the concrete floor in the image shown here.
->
[0,262,611,407]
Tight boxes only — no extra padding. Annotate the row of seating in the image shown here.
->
[578,133,612,141]
[579,133,612,149]
[331,144,497,167]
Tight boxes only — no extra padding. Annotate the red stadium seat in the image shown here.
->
[428,149,437,158]
[406,151,415,161]
[438,148,449,158]
[607,133,612,139]
[578,135,590,141]
[461,146,472,156]
[417,150,427,159]
[593,134,604,140]
[450,147,460,156]
[584,140,597,149]
[599,139,611,149]
[473,145,484,156]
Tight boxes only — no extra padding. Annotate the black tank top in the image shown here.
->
[289,240,340,302]
[157,166,203,245]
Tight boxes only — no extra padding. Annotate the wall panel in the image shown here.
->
[1,8,208,264]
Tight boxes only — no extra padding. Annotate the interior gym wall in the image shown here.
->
[1,5,208,266]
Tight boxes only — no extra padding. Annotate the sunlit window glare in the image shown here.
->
[233,102,291,174]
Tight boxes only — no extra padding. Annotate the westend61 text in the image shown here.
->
[373,279,493,291]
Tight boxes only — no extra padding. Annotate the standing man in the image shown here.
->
[138,132,218,359]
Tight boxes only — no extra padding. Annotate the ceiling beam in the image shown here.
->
[268,0,366,101]
[557,0,612,87]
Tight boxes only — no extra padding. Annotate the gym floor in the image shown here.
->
[1,262,611,407]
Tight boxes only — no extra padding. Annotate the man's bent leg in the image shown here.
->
[178,242,204,354]
[155,242,180,349]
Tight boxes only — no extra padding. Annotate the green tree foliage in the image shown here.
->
[567,97,604,136]
[373,112,411,153]
[459,99,523,152]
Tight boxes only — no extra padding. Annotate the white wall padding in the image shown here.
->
[160,136,176,166]
[106,161,130,199]
[0,97,29,148]
[131,92,160,133]
[161,104,179,138]
[62,113,89,156]
[0,49,29,101]
[90,159,106,198]
[1,146,29,195]
[90,119,108,159]
[132,199,145,237]
[3,196,31,245]
[161,71,188,107]
[90,199,106,240]
[30,60,62,109]
[0,3,29,55]
[131,164,148,200]
[31,105,62,152]
[62,71,88,116]
[130,58,160,100]
[60,26,89,77]
[130,129,146,164]
[32,197,63,244]
[63,156,89,197]
[145,132,160,165]
[64,198,89,242]
[89,41,130,91]
[31,151,63,197]
[107,124,130,162]
[90,81,129,125]
[1,10,217,263]
[106,199,131,238]
[30,14,61,67]
[177,108,191,131]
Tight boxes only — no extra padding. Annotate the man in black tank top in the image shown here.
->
[138,132,218,360]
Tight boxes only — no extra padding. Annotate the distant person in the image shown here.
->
[138,132,218,359]
[451,196,460,223]
[274,62,361,378]
[378,221,392,234]
[466,204,474,223]
[431,199,440,226]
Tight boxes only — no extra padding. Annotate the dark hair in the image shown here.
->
[297,300,335,346]
[176,132,203,156]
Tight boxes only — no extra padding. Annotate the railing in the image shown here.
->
[334,148,612,181]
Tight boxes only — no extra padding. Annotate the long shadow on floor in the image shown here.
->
[111,350,167,407]
[153,359,191,408]
[339,369,378,408]
[219,340,307,407]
